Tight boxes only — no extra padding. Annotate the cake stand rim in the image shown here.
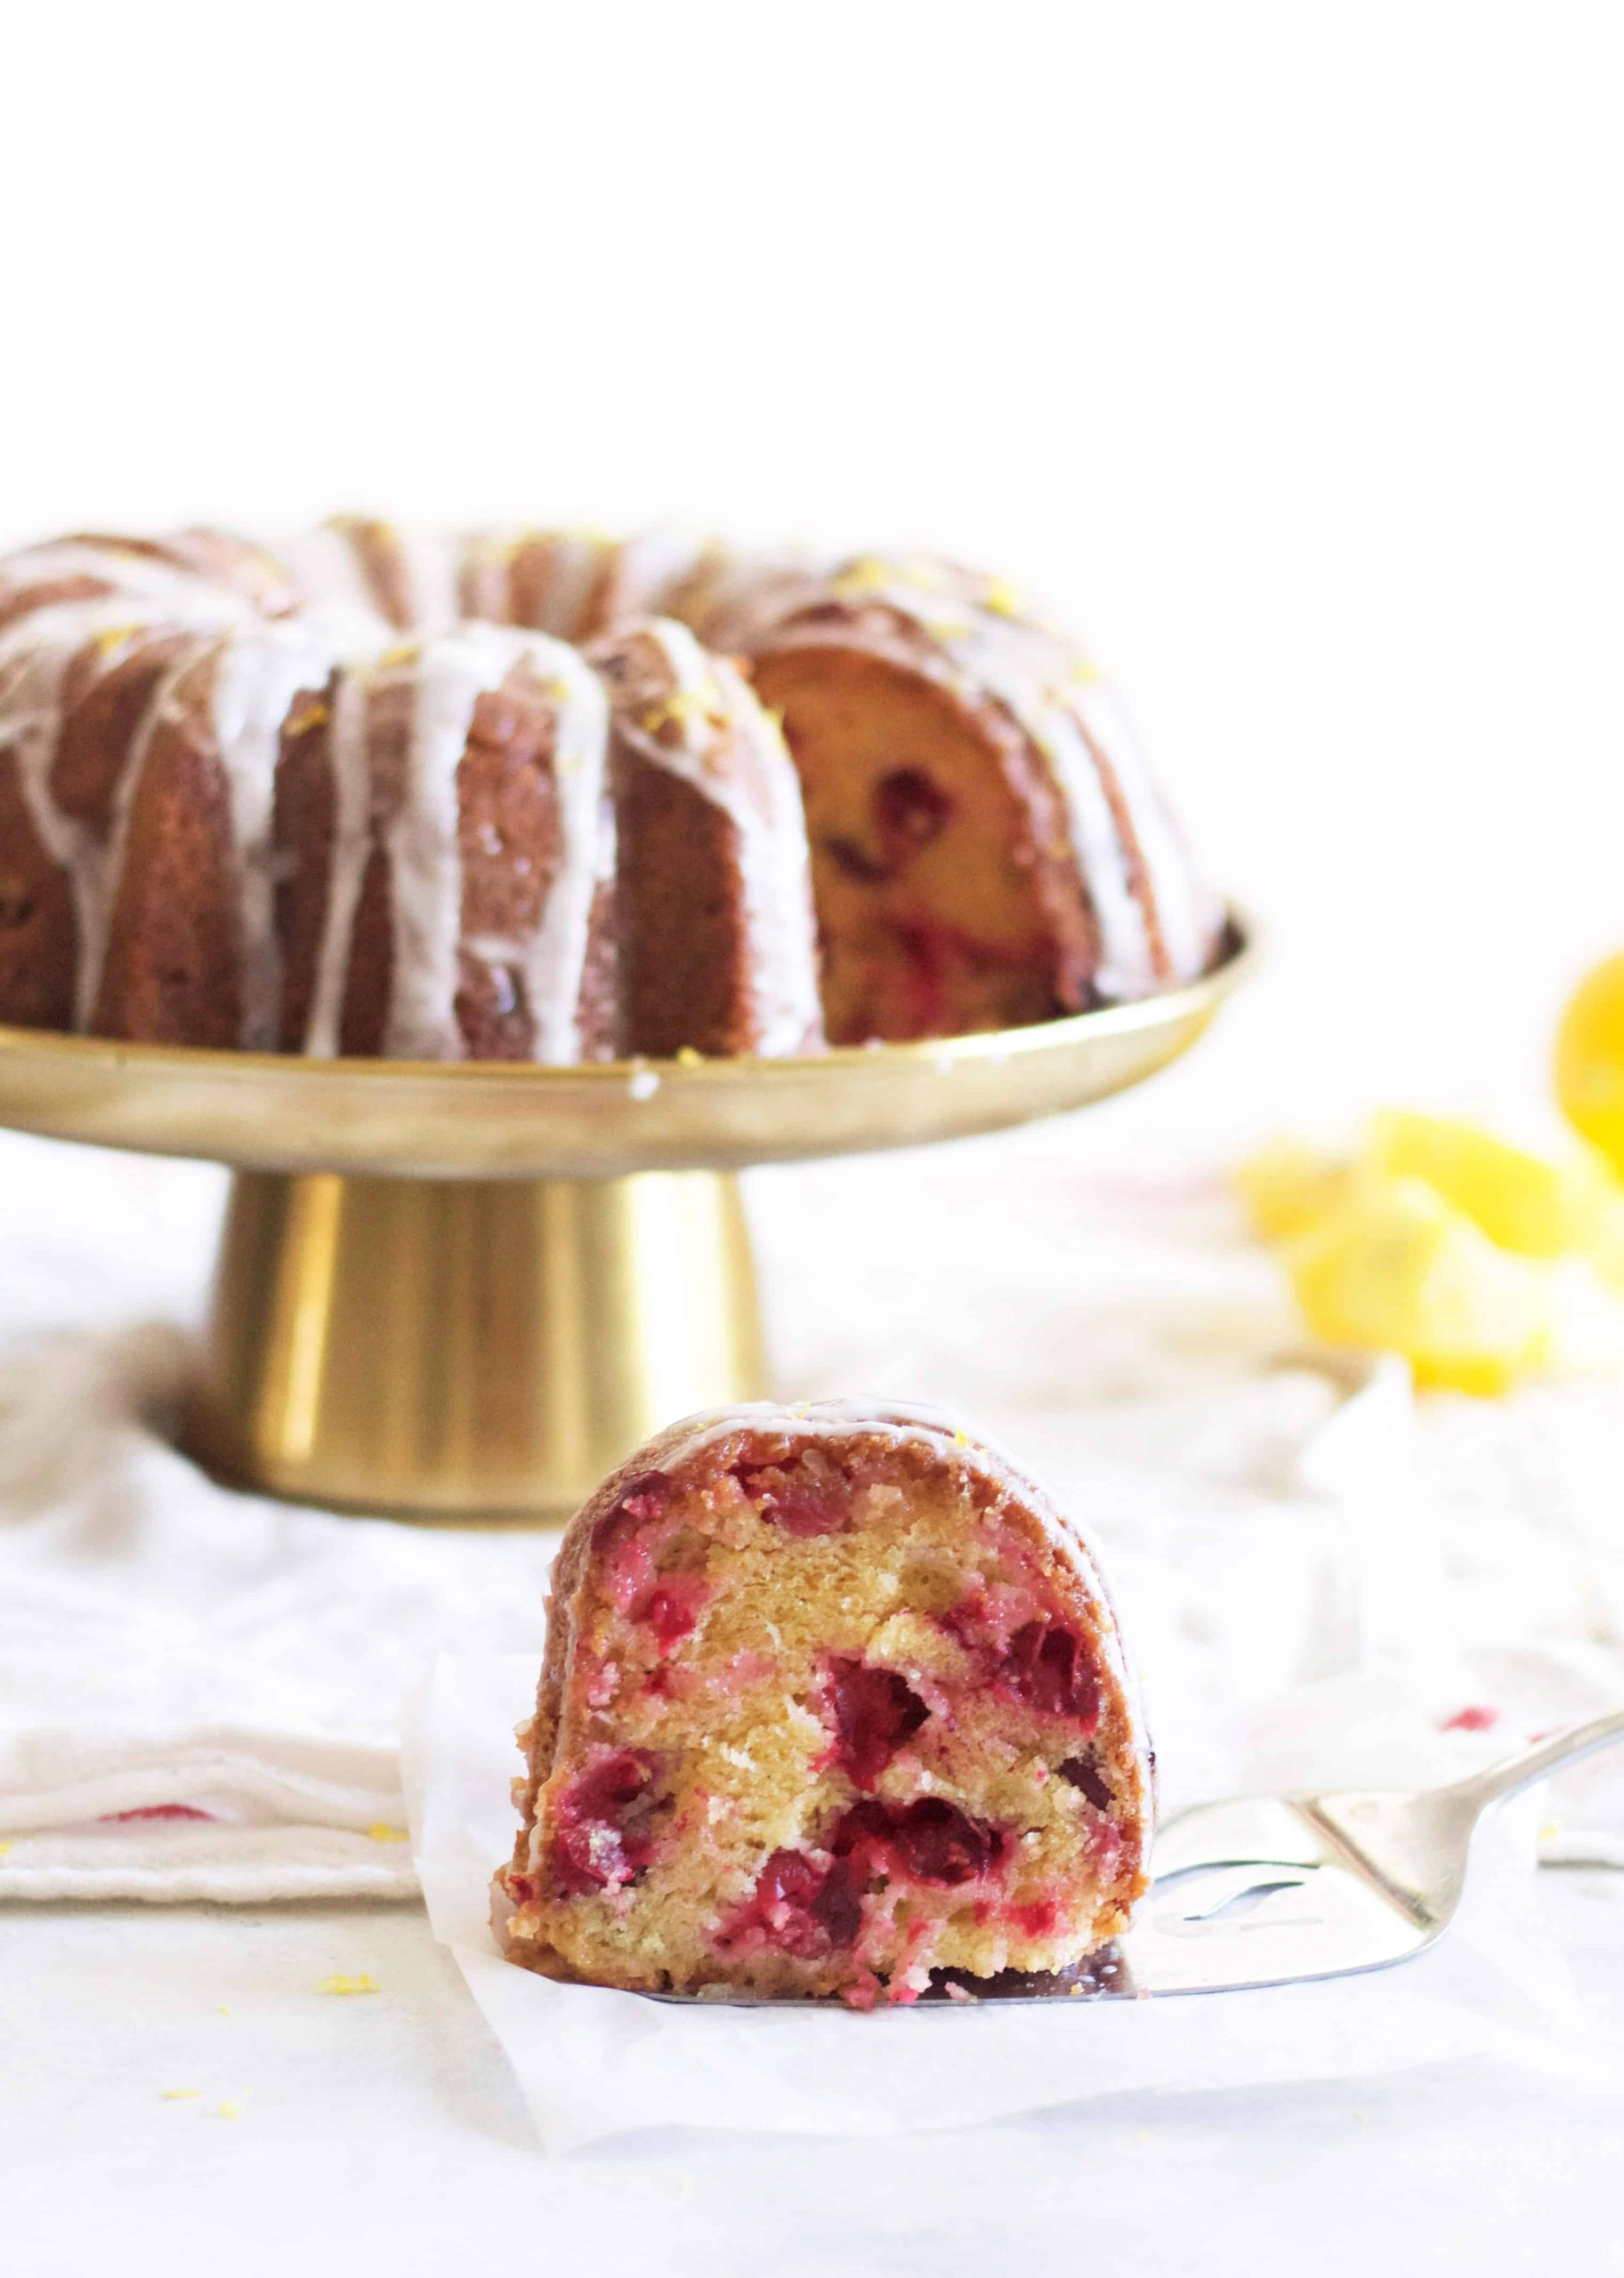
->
[0,906,1257,1176]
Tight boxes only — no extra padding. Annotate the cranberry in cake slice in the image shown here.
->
[493,1400,1152,2006]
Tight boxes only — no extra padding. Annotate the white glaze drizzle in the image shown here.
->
[302,661,375,1058]
[453,528,513,623]
[383,622,537,1059]
[599,617,823,1056]
[593,526,710,634]
[456,634,613,1064]
[392,528,461,637]
[1065,675,1217,983]
[278,524,385,624]
[205,620,348,1047]
[0,540,246,623]
[516,639,612,1062]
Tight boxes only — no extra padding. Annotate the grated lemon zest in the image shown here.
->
[832,556,893,594]
[318,1974,380,1996]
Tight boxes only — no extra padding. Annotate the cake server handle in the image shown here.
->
[1442,1708,1624,1816]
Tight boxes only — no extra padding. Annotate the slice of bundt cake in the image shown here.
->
[493,1401,1151,2007]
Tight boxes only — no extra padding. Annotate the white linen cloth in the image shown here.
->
[0,1122,1621,1905]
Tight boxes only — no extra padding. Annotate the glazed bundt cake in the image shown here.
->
[493,1401,1152,2007]
[0,520,1223,1060]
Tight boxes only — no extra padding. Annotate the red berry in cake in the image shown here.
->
[641,1575,711,1652]
[1002,1620,1101,1726]
[942,1596,1101,1727]
[718,1847,862,1960]
[822,1657,930,1789]
[874,766,953,866]
[831,1797,1011,1888]
[731,1458,849,1538]
[1057,1755,1113,1809]
[546,1749,665,1896]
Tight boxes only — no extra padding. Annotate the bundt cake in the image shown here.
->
[0,519,1223,1061]
[492,1400,1152,2007]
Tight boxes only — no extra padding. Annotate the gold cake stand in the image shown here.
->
[0,916,1253,1523]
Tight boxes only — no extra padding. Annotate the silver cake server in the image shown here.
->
[1107,1705,1624,2001]
[647,1708,1624,2006]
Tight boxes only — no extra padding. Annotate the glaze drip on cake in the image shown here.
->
[0,518,1224,1062]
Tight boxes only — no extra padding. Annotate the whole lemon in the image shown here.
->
[1556,953,1624,1174]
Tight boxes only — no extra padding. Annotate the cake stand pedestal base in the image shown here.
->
[182,1168,766,1523]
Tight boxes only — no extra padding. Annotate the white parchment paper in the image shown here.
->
[402,1653,1613,2152]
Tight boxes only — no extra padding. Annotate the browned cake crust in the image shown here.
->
[52,627,198,835]
[0,750,76,1031]
[92,644,246,1049]
[495,1401,1154,2007]
[611,761,759,1058]
[335,662,409,1058]
[271,682,341,1053]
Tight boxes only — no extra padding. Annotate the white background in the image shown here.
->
[7,0,1624,1123]
[4,7,1624,2274]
